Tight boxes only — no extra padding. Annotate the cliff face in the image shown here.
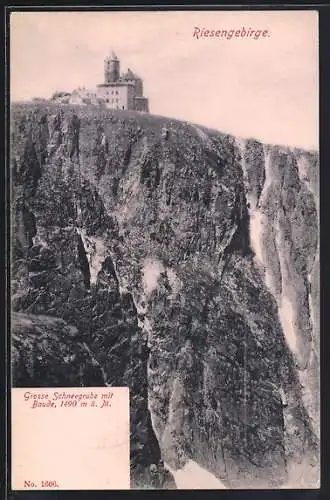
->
[10,103,319,490]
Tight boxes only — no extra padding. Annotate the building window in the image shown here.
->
[116,90,118,95]
[106,99,109,103]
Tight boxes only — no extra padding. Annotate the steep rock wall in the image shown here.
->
[238,139,319,442]
[10,103,319,490]
[10,105,175,490]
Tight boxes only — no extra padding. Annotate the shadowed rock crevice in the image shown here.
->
[76,231,91,289]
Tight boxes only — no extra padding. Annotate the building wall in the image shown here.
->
[134,79,143,97]
[123,78,143,98]
[97,84,129,110]
[70,89,98,106]
[134,97,149,112]
[69,94,84,105]
[127,85,136,110]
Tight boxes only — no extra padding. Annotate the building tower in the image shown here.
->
[122,68,144,97]
[104,51,120,84]
[97,51,149,113]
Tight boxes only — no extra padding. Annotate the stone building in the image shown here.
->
[96,51,149,112]
[69,87,103,106]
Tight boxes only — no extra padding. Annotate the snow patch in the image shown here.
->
[165,460,226,489]
[250,146,276,293]
[274,219,301,357]
[281,456,320,489]
[248,209,275,296]
[144,316,153,335]
[258,146,273,208]
[296,155,312,190]
[77,229,107,285]
[248,147,273,268]
[279,296,298,353]
[236,139,269,275]
[142,258,164,296]
[249,210,265,265]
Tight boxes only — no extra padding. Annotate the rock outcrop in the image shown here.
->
[10,103,319,491]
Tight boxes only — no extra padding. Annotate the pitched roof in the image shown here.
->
[105,50,119,62]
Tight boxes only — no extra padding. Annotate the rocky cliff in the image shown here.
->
[10,102,319,490]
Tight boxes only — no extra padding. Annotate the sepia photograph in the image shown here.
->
[9,9,319,491]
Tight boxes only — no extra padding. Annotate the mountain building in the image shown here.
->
[96,51,149,112]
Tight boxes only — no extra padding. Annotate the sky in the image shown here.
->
[10,10,318,149]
